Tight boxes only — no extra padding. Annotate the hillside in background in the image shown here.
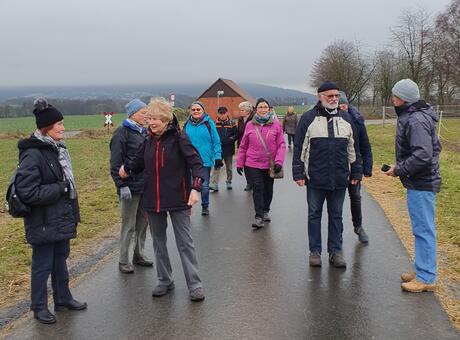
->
[0,82,316,117]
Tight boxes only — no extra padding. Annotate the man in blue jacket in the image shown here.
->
[384,79,441,293]
[339,92,373,243]
[292,81,362,268]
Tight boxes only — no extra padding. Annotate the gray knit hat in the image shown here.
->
[338,91,348,105]
[392,79,420,104]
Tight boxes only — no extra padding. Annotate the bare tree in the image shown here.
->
[310,40,374,104]
[434,0,460,102]
[391,8,433,94]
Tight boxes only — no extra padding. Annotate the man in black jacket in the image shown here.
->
[110,99,152,273]
[339,92,373,243]
[384,79,441,293]
[210,106,238,191]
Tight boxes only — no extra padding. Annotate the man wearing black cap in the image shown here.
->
[292,81,362,268]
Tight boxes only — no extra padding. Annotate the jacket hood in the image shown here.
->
[408,100,438,123]
[18,135,56,154]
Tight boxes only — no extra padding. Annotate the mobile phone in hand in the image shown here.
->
[381,164,391,172]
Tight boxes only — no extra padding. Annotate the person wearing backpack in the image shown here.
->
[110,99,153,274]
[236,98,286,229]
[15,98,86,324]
[183,101,222,216]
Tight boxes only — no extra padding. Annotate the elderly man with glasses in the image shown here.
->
[292,81,362,268]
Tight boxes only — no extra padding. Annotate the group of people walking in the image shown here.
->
[13,78,441,325]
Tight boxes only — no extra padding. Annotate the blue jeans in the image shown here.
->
[407,189,437,284]
[307,187,346,254]
[201,167,211,208]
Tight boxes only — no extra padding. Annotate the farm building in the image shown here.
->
[196,78,256,121]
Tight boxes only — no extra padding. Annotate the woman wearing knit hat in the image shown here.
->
[236,98,286,229]
[15,98,86,324]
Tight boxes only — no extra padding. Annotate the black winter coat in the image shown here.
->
[16,136,80,245]
[237,110,255,147]
[348,106,373,177]
[394,100,441,192]
[124,120,205,213]
[215,118,238,157]
[110,125,146,195]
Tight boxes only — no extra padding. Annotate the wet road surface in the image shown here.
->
[4,150,459,340]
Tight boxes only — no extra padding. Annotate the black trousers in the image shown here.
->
[287,134,295,146]
[244,166,274,218]
[31,239,73,310]
[348,181,362,229]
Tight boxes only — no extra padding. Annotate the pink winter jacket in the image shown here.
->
[237,120,286,169]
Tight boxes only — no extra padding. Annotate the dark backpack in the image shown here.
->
[5,167,31,218]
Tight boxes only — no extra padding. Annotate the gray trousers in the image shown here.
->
[119,194,149,264]
[146,209,202,291]
[210,154,233,186]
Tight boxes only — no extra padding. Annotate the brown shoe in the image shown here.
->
[401,279,436,293]
[309,252,322,267]
[133,254,153,267]
[119,263,134,273]
[401,272,416,283]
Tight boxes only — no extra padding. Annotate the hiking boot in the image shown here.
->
[33,308,56,324]
[401,279,436,293]
[189,287,205,302]
[401,272,416,283]
[209,185,219,192]
[309,252,322,267]
[55,299,87,311]
[263,212,271,222]
[329,253,347,268]
[152,282,175,297]
[133,253,153,267]
[252,217,264,229]
[119,263,134,273]
[244,184,253,191]
[354,227,369,243]
[201,207,209,216]
[226,181,232,190]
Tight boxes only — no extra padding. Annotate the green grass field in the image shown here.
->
[0,114,126,133]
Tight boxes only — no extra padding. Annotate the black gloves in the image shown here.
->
[273,164,282,174]
[237,167,244,176]
[214,159,224,169]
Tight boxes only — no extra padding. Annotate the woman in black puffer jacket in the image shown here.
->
[15,98,87,324]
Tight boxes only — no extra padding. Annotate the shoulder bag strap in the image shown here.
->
[254,125,275,165]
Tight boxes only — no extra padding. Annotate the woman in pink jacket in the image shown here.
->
[237,98,286,229]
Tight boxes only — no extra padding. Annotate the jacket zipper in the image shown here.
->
[161,147,165,167]
[155,140,161,213]
[335,119,339,136]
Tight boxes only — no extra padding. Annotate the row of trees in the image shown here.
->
[310,0,460,106]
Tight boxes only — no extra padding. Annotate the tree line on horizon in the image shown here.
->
[310,0,460,107]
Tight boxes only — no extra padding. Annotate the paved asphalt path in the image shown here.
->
[4,149,458,340]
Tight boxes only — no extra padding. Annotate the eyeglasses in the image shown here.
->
[322,94,340,99]
[191,108,202,112]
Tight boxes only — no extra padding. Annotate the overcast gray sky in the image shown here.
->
[0,0,452,91]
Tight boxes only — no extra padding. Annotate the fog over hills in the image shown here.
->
[0,83,316,104]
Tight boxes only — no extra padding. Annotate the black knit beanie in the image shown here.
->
[255,98,270,108]
[317,81,339,93]
[33,98,63,129]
